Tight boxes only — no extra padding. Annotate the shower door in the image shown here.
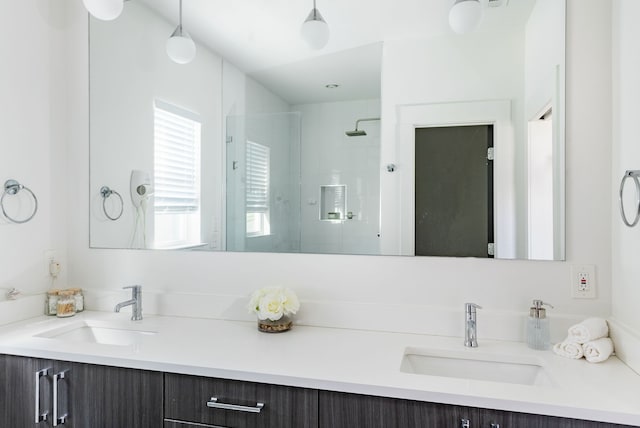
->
[225,112,301,253]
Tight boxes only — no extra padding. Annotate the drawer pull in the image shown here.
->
[34,368,50,423]
[206,397,265,414]
[460,419,470,428]
[53,370,69,426]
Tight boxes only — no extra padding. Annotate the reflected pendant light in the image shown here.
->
[449,0,483,34]
[300,0,330,50]
[83,0,124,21]
[166,0,196,64]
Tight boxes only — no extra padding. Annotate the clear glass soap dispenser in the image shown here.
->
[527,300,554,350]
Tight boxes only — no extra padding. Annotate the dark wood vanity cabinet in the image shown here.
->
[318,390,634,428]
[66,361,163,427]
[318,390,475,427]
[1,354,636,428]
[0,354,53,427]
[164,373,318,428]
[0,354,163,428]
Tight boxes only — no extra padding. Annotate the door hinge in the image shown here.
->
[226,136,233,144]
[487,147,494,161]
[488,243,495,256]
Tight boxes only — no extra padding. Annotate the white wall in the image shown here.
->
[611,0,640,370]
[295,99,381,255]
[525,0,566,261]
[0,1,617,343]
[380,29,526,257]
[89,2,223,250]
[525,0,566,120]
[0,0,69,321]
[59,0,614,341]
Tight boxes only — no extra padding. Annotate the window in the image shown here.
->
[245,140,270,237]
[153,100,201,248]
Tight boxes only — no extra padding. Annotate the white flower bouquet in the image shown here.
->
[248,286,300,322]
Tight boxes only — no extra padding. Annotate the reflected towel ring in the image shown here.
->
[100,186,124,221]
[619,170,640,227]
[1,179,38,224]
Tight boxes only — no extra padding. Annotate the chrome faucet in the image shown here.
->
[464,303,482,347]
[114,285,143,321]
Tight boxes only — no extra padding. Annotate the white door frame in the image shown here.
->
[395,100,515,257]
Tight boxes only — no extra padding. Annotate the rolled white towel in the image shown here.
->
[553,340,584,359]
[567,318,609,344]
[583,337,614,363]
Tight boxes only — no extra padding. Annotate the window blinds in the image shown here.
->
[245,140,270,215]
[153,100,201,213]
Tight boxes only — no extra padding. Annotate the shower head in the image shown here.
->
[345,117,380,137]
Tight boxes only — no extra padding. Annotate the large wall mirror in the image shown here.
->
[89,0,566,260]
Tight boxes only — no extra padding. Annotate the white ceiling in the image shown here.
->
[136,0,535,104]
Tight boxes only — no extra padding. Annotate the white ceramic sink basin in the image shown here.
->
[400,347,553,386]
[35,320,157,346]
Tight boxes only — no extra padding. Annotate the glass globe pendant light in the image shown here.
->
[166,0,196,64]
[82,0,124,21]
[449,0,482,34]
[300,0,330,50]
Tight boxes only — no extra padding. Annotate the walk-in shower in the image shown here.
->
[345,117,380,136]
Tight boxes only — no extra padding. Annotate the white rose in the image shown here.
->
[282,288,300,315]
[247,288,265,314]
[257,292,285,321]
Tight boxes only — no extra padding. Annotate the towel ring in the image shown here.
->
[100,186,124,221]
[619,170,640,227]
[1,179,38,224]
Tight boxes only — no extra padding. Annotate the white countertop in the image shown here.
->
[0,311,638,426]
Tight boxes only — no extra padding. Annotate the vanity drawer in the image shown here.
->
[164,373,318,428]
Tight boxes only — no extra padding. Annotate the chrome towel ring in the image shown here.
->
[100,186,124,221]
[1,179,38,224]
[619,170,640,227]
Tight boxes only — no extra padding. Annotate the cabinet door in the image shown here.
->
[64,361,163,428]
[0,354,54,428]
[165,373,318,428]
[319,390,476,428]
[479,407,635,428]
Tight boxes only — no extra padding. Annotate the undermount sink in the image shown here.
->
[400,347,553,386]
[35,320,157,346]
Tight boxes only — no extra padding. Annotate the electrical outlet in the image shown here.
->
[44,249,56,276]
[571,265,596,299]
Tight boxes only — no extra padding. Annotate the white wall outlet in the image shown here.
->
[571,265,597,299]
[44,249,57,276]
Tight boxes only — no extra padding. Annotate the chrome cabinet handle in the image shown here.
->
[206,397,265,414]
[34,368,50,423]
[52,370,69,426]
[491,424,501,428]
[460,419,470,428]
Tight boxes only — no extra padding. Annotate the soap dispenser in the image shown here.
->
[527,300,554,350]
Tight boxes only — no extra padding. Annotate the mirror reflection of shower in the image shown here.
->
[225,101,382,256]
[345,117,380,137]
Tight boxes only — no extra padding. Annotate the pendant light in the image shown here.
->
[166,0,196,64]
[449,0,482,34]
[300,0,329,50]
[83,0,124,21]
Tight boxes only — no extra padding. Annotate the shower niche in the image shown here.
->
[320,185,347,221]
